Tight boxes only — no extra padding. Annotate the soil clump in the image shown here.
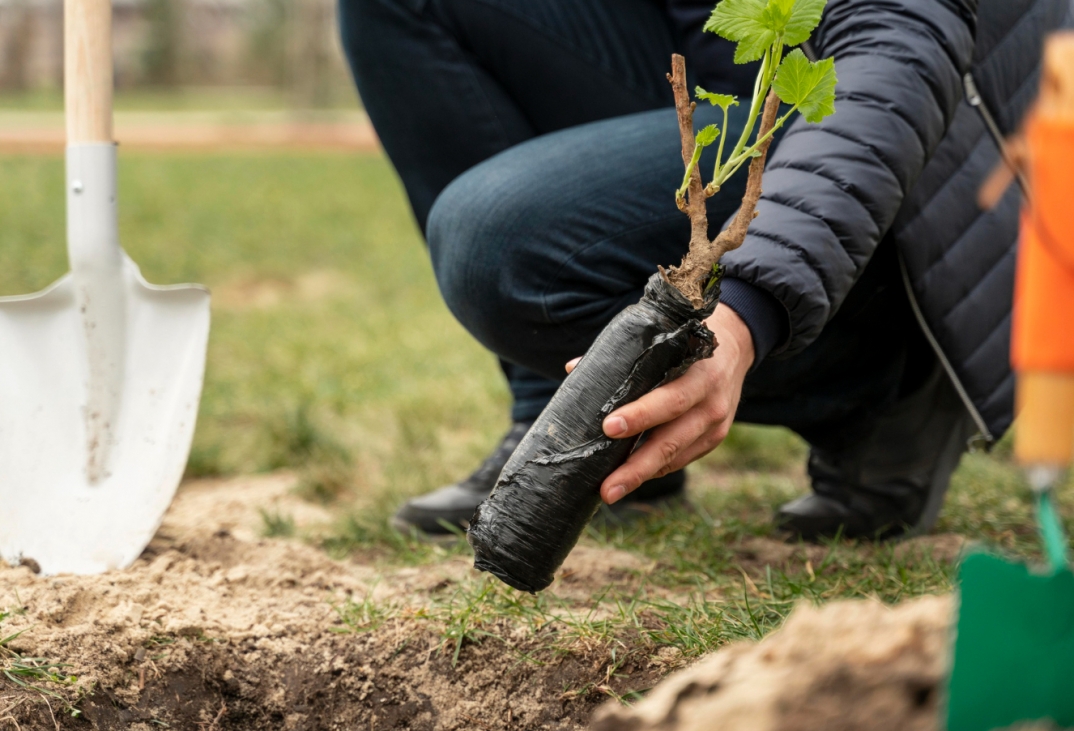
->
[593,595,952,731]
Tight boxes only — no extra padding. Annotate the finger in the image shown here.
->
[602,365,709,439]
[565,357,582,374]
[601,409,711,503]
[657,422,731,476]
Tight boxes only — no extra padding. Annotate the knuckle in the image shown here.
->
[709,396,733,422]
[658,439,681,465]
[703,402,727,423]
[700,367,723,391]
[617,464,642,486]
[668,388,693,416]
[711,423,731,445]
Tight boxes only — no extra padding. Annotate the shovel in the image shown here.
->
[0,0,210,576]
[946,33,1074,731]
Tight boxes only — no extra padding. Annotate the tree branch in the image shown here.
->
[667,86,782,307]
[667,54,709,271]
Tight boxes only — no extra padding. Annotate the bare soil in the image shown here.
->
[0,475,966,731]
[0,475,666,730]
[0,112,378,154]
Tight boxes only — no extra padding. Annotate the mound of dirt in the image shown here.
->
[592,595,952,731]
[0,475,663,730]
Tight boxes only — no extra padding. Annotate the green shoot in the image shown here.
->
[703,0,837,192]
[666,0,838,301]
[694,88,738,188]
[704,264,723,293]
[677,125,720,199]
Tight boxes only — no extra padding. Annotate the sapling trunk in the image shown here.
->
[468,2,837,592]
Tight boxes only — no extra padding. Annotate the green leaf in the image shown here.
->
[704,0,774,63]
[734,33,775,64]
[783,0,826,46]
[761,0,795,35]
[695,124,720,147]
[706,0,827,61]
[695,87,739,112]
[772,49,837,123]
[704,0,766,39]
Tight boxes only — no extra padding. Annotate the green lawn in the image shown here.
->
[0,86,358,113]
[0,152,509,493]
[1,150,1068,662]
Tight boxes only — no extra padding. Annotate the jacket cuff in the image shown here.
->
[718,277,789,366]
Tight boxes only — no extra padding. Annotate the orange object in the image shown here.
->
[1011,117,1074,372]
[1013,33,1074,467]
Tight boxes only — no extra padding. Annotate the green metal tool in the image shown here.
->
[946,468,1074,731]
[947,34,1074,731]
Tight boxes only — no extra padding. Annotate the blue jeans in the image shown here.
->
[339,0,930,451]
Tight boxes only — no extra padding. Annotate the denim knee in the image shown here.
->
[426,163,550,361]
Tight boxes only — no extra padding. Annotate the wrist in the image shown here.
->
[717,277,787,365]
[707,303,755,377]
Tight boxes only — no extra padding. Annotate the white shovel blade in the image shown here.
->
[0,256,210,575]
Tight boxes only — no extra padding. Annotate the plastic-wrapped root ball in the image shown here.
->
[467,272,720,593]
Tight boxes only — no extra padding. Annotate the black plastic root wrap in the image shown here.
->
[468,272,720,592]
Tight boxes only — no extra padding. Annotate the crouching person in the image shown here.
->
[338,0,1072,539]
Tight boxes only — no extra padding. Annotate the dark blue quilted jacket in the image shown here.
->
[711,0,1072,443]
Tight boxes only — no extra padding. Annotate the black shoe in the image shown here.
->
[775,363,978,541]
[392,421,686,536]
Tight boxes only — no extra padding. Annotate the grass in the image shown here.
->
[1,609,82,718]
[406,574,780,666]
[0,152,510,492]
[259,507,297,538]
[2,149,1071,686]
[0,86,358,113]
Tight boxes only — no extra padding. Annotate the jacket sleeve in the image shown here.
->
[719,0,978,356]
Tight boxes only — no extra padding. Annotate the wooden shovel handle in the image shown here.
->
[65,0,112,143]
[1015,372,1074,466]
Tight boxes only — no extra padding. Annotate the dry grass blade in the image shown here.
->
[1,620,81,720]
[42,697,58,731]
[0,695,26,730]
[197,702,228,731]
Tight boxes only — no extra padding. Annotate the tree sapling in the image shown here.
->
[468,0,838,593]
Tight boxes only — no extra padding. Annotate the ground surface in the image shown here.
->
[0,473,964,730]
[594,594,952,731]
[0,111,377,153]
[1,150,1072,730]
[0,474,669,729]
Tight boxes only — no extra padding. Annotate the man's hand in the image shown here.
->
[565,304,755,504]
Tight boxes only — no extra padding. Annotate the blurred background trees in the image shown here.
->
[0,0,353,107]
